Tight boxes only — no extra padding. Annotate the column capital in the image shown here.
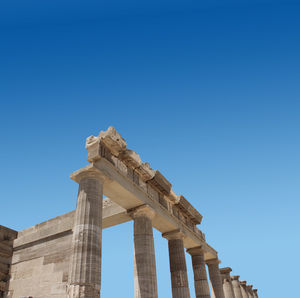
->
[186,245,205,256]
[240,281,247,286]
[129,204,156,219]
[206,258,221,265]
[70,164,106,184]
[162,229,185,240]
[253,289,258,294]
[231,275,240,281]
[247,285,253,290]
[220,267,232,275]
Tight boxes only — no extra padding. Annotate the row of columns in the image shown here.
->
[219,268,258,298]
[67,168,258,298]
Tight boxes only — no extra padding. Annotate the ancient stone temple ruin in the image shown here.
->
[1,127,259,298]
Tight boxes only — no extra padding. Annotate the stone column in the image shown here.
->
[239,281,249,298]
[252,289,258,298]
[206,259,225,298]
[68,165,104,297]
[131,205,158,298]
[220,268,235,298]
[187,246,211,298]
[246,285,254,298]
[231,276,242,298]
[163,230,191,298]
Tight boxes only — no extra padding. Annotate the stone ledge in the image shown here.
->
[14,211,75,249]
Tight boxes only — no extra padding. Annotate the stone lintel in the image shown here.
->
[70,164,106,184]
[231,275,240,281]
[162,229,185,240]
[175,195,203,225]
[206,258,221,265]
[220,267,232,275]
[186,245,205,256]
[129,205,156,220]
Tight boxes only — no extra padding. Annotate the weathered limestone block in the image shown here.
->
[86,126,127,161]
[135,162,155,181]
[220,268,235,298]
[187,246,211,298]
[147,170,172,195]
[231,276,243,298]
[206,259,225,298]
[163,230,191,298]
[131,206,158,298]
[119,149,142,169]
[175,195,203,225]
[7,234,72,298]
[68,166,105,297]
[98,126,126,156]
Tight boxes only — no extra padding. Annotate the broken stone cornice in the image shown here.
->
[118,149,142,169]
[175,195,203,225]
[135,162,155,181]
[147,170,172,195]
[98,126,127,156]
[86,126,127,156]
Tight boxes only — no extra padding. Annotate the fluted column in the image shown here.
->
[239,281,249,298]
[187,246,211,298]
[246,285,254,298]
[206,259,225,298]
[220,268,235,298]
[131,205,158,298]
[231,276,242,298]
[68,165,105,297]
[163,230,191,298]
[252,289,258,298]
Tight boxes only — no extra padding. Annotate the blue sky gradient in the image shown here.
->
[0,1,299,297]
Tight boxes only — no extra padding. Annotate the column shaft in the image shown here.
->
[231,277,243,298]
[207,261,225,298]
[188,248,211,298]
[68,172,103,297]
[252,289,258,298]
[220,268,235,298]
[223,280,235,298]
[164,231,191,298]
[133,210,158,298]
[192,255,211,298]
[240,282,249,298]
[246,286,254,298]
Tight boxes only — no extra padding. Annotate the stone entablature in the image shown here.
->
[85,127,205,242]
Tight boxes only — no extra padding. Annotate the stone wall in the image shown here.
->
[3,198,128,298]
[0,226,17,298]
[6,212,74,298]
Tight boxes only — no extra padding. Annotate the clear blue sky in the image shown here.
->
[1,1,299,297]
